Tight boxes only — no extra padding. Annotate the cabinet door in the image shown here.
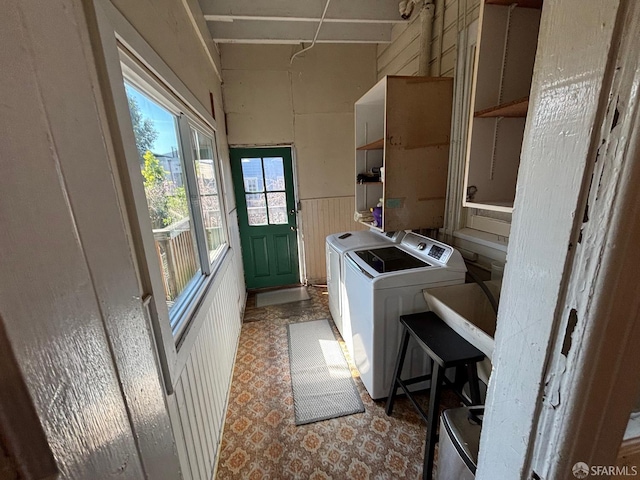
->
[384,77,453,231]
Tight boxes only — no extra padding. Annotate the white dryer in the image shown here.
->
[326,229,404,356]
[344,233,466,399]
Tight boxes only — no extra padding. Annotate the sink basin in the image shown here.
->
[423,281,500,361]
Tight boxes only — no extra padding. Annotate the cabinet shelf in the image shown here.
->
[465,200,514,213]
[485,0,542,8]
[475,97,529,118]
[356,138,384,150]
[356,181,383,185]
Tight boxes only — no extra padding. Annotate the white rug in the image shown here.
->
[256,286,310,307]
[287,319,365,425]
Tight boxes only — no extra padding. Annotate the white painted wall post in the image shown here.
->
[475,1,640,478]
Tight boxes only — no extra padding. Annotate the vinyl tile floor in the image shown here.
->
[215,285,464,480]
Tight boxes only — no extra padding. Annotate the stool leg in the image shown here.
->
[467,362,482,405]
[423,363,443,480]
[385,328,410,416]
[453,364,466,391]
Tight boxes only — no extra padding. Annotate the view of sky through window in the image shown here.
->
[124,84,179,155]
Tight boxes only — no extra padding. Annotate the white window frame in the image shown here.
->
[121,54,229,340]
[93,0,229,392]
[188,125,229,264]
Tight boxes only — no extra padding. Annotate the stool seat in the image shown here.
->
[401,312,485,367]
[385,311,485,480]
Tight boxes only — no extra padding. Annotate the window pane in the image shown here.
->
[240,158,264,192]
[246,193,268,226]
[263,157,285,191]
[191,129,225,262]
[124,83,200,311]
[267,192,287,224]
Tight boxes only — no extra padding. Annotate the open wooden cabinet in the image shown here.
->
[463,0,542,212]
[355,76,453,232]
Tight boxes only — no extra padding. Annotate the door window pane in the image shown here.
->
[241,158,264,192]
[240,155,291,226]
[191,129,225,262]
[124,84,200,310]
[246,194,268,225]
[267,192,287,224]
[263,157,285,191]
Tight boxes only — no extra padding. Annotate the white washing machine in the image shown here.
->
[326,229,404,356]
[344,233,466,399]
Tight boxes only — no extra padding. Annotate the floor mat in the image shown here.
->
[255,286,310,307]
[287,319,364,425]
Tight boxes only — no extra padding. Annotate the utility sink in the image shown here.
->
[423,281,501,361]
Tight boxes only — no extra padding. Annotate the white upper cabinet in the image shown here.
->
[355,75,453,232]
[463,0,542,212]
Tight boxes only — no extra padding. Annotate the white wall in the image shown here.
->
[102,0,246,478]
[1,0,246,478]
[0,1,179,477]
[221,44,376,283]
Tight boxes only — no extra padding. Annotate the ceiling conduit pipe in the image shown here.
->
[437,0,446,75]
[418,1,436,76]
[290,0,332,64]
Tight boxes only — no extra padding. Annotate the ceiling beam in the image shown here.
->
[200,0,405,24]
[209,20,394,43]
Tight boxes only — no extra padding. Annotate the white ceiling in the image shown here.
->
[198,0,408,44]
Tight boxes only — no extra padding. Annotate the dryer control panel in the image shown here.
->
[400,233,453,264]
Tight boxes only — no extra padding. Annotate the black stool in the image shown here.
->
[385,311,485,480]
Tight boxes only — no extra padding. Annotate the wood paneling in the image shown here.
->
[376,0,481,79]
[300,196,367,284]
[168,257,242,480]
[377,18,422,78]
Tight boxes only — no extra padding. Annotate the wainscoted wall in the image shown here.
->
[377,0,480,79]
[167,253,242,480]
[300,196,367,284]
[227,209,246,310]
[99,2,246,477]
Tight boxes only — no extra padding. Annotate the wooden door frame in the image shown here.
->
[477,1,640,478]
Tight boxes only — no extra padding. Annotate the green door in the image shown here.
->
[230,147,300,289]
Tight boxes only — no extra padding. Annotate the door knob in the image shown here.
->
[290,226,296,231]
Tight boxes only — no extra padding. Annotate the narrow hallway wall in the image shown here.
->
[0,1,179,477]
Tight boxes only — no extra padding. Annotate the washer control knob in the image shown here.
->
[417,242,426,250]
